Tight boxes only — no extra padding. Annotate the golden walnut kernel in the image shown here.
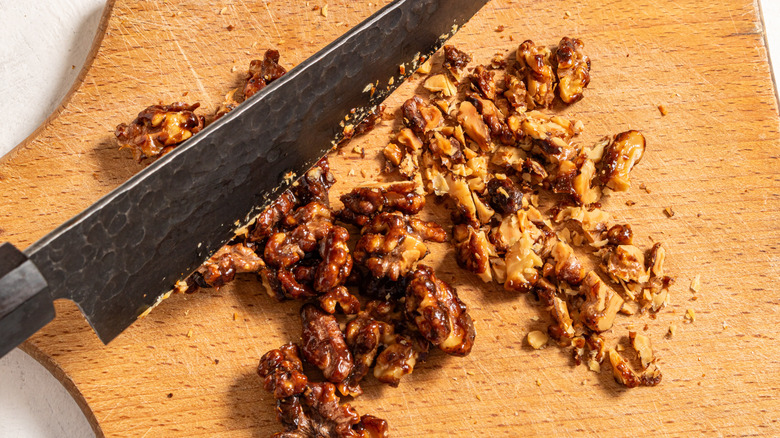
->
[527,330,549,349]
[555,37,591,104]
[115,102,205,162]
[600,130,646,191]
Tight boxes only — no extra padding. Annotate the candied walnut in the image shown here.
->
[468,94,515,145]
[457,101,491,151]
[396,128,424,152]
[504,74,528,110]
[553,156,600,205]
[521,111,582,162]
[453,224,495,283]
[294,157,336,206]
[244,49,287,99]
[402,96,442,136]
[607,224,633,246]
[300,304,354,384]
[555,206,611,245]
[645,242,665,277]
[314,226,353,292]
[406,265,476,356]
[342,306,393,395]
[470,65,497,100]
[516,40,556,109]
[443,45,472,81]
[353,415,389,438]
[214,88,241,120]
[383,142,404,167]
[353,212,446,281]
[600,130,646,191]
[486,178,523,215]
[550,240,586,285]
[258,343,308,399]
[504,231,543,291]
[339,182,425,226]
[608,346,662,388]
[427,131,466,168]
[446,176,479,226]
[549,296,575,340]
[555,37,591,104]
[115,102,205,162]
[249,191,298,243]
[605,245,648,283]
[193,243,264,288]
[423,74,458,97]
[580,271,624,332]
[318,286,360,315]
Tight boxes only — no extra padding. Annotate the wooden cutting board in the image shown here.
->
[1,0,778,436]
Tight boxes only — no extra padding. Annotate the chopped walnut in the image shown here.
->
[457,101,492,152]
[423,73,458,97]
[504,230,543,292]
[605,245,648,283]
[580,271,624,332]
[555,37,591,104]
[353,212,446,281]
[549,296,575,340]
[244,49,287,98]
[516,40,556,109]
[608,343,662,388]
[338,182,425,227]
[405,265,476,356]
[527,330,549,349]
[521,111,582,162]
[468,94,515,145]
[600,130,646,191]
[249,190,298,243]
[115,102,205,162]
[470,65,497,100]
[301,304,354,384]
[293,157,336,206]
[443,45,472,81]
[606,224,633,246]
[504,74,528,111]
[550,240,586,285]
[193,243,264,288]
[453,224,496,283]
[402,96,442,136]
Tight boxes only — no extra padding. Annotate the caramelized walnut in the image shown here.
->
[605,245,648,283]
[516,40,556,109]
[402,96,442,136]
[504,74,528,110]
[353,212,446,281]
[550,240,586,285]
[301,304,354,384]
[244,49,287,99]
[294,157,336,206]
[607,224,633,246]
[339,182,425,226]
[486,178,523,215]
[314,226,353,292]
[580,271,624,332]
[470,65,497,100]
[468,94,515,145]
[600,130,645,191]
[115,102,205,162]
[608,346,662,388]
[318,286,361,315]
[457,101,491,151]
[258,343,308,399]
[194,243,264,288]
[555,37,591,104]
[443,45,472,81]
[406,265,476,355]
[250,191,298,243]
[453,224,494,282]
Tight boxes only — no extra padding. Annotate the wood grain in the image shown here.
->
[1,0,778,436]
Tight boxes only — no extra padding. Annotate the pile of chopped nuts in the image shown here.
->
[115,35,675,436]
[382,38,673,388]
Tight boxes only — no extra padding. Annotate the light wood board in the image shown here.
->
[0,0,778,436]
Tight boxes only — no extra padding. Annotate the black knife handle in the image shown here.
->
[0,242,53,358]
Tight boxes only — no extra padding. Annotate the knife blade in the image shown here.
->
[0,0,490,358]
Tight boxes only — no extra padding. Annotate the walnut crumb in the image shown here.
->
[658,104,668,116]
[320,4,328,17]
[684,308,696,323]
[233,312,238,321]
[535,379,542,386]
[663,207,674,218]
[476,394,483,401]
[690,274,701,293]
[667,322,677,338]
[495,25,505,32]
[186,329,193,338]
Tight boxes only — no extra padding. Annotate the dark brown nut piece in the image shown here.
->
[457,101,492,152]
[272,268,317,299]
[516,40,556,109]
[607,224,633,246]
[293,157,336,206]
[452,224,494,282]
[353,212,446,281]
[406,265,476,356]
[373,338,418,387]
[194,243,265,288]
[115,102,205,162]
[244,49,287,99]
[353,415,390,438]
[341,307,394,395]
[443,45,472,81]
[470,65,497,100]
[318,286,361,315]
[504,74,528,110]
[257,343,308,399]
[548,296,575,340]
[645,242,665,277]
[555,37,591,104]
[359,274,409,301]
[550,241,586,285]
[301,304,354,384]
[608,347,662,388]
[600,130,645,191]
[339,182,425,226]
[486,178,523,215]
[314,226,353,292]
[249,190,297,243]
[605,244,648,283]
[264,232,306,269]
[580,271,624,332]
[402,96,442,136]
[264,202,334,267]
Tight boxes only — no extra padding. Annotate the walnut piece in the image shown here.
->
[600,130,646,191]
[580,272,624,332]
[300,304,354,384]
[516,40,556,109]
[555,37,591,104]
[339,182,425,226]
[443,45,472,81]
[115,102,205,162]
[452,224,495,283]
[193,243,264,288]
[244,49,287,99]
[405,265,476,355]
[402,96,442,136]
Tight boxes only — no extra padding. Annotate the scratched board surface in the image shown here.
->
[0,0,778,436]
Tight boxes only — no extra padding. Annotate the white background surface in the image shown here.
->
[0,1,778,437]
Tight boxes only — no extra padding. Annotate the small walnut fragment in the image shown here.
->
[555,37,591,104]
[115,102,205,162]
[527,330,549,349]
[244,49,287,98]
[580,272,624,332]
[443,45,472,81]
[600,130,646,191]
[424,73,458,97]
[405,265,476,356]
[608,334,662,388]
[193,243,264,288]
[516,40,556,109]
[452,224,496,283]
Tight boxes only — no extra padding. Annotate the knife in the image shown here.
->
[0,0,490,358]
